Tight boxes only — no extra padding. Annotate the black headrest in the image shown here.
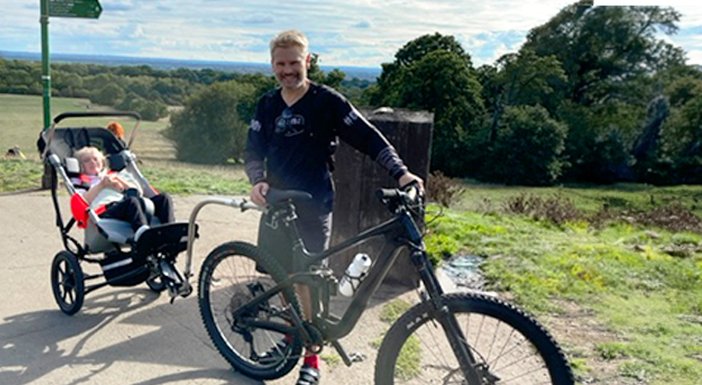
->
[107,152,128,171]
[39,127,126,161]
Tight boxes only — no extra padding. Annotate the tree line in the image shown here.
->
[366,2,702,185]
[2,1,700,185]
[169,2,701,185]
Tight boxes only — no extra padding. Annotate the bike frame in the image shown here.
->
[279,207,429,340]
[184,195,481,380]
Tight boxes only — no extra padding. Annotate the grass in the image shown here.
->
[0,159,44,192]
[457,179,702,219]
[0,93,250,195]
[4,93,702,383]
[425,202,702,384]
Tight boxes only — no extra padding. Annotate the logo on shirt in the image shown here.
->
[343,109,359,126]
[275,108,306,137]
[250,119,261,132]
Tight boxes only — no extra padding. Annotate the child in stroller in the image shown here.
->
[41,111,195,315]
[72,145,174,242]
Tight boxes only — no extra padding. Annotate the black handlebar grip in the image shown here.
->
[376,188,399,201]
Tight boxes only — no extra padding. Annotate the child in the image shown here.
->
[72,146,173,240]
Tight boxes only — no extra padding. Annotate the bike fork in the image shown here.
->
[414,252,483,384]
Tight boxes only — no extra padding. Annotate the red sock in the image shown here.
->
[303,354,319,369]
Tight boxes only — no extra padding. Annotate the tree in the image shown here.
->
[166,81,257,164]
[479,50,567,145]
[482,105,567,185]
[91,83,125,106]
[524,2,684,106]
[519,1,686,183]
[308,54,346,89]
[367,33,485,176]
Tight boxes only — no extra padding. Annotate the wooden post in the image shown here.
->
[331,108,433,287]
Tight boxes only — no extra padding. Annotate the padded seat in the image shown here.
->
[84,200,160,253]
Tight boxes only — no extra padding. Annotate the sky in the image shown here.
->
[1,0,700,69]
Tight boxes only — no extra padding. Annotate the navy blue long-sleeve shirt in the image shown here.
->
[245,82,407,214]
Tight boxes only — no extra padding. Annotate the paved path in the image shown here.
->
[0,192,418,385]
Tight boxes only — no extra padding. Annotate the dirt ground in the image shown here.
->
[2,190,629,385]
[0,191,425,385]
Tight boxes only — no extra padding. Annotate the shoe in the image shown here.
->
[257,339,290,364]
[296,364,320,385]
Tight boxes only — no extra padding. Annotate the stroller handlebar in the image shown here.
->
[183,196,264,280]
[53,111,141,125]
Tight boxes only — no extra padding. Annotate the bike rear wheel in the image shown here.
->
[198,241,302,380]
[375,293,574,385]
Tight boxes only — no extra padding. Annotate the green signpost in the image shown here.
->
[40,0,102,188]
[49,0,103,19]
[40,0,102,131]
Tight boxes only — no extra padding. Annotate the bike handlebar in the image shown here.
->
[376,182,423,209]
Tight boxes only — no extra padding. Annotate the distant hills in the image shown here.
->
[0,51,381,81]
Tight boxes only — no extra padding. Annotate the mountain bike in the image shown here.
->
[185,184,575,384]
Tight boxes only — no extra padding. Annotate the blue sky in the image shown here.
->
[1,0,700,69]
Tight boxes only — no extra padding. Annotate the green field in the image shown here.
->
[2,93,702,384]
[0,93,247,193]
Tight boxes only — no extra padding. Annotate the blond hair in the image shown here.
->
[269,30,309,57]
[74,146,105,173]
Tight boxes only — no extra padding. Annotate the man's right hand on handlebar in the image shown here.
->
[250,181,270,207]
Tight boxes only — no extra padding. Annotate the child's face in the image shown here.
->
[80,152,103,175]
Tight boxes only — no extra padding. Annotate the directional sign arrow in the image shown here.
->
[48,0,102,19]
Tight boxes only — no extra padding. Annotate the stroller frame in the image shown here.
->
[41,111,194,315]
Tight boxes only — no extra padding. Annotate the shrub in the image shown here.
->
[166,81,257,164]
[482,105,568,185]
[504,193,582,225]
[427,170,465,207]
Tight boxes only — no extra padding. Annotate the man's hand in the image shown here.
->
[250,181,270,206]
[398,172,424,194]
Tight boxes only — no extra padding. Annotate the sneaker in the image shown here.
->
[257,339,290,364]
[296,365,320,385]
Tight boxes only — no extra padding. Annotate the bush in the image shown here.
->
[482,105,567,185]
[504,193,582,225]
[90,83,125,106]
[166,81,257,164]
[427,170,465,207]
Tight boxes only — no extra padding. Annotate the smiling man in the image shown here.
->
[244,29,422,385]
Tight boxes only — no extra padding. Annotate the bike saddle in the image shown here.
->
[265,188,313,205]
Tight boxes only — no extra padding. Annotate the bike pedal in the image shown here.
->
[350,352,366,363]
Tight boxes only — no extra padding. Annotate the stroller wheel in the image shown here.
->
[146,276,167,292]
[51,251,85,315]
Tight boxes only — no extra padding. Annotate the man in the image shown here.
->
[245,29,423,385]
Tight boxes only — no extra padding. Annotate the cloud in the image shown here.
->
[2,0,701,67]
[242,14,275,25]
[353,21,372,29]
[102,1,137,13]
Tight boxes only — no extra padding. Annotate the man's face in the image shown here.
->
[271,45,310,91]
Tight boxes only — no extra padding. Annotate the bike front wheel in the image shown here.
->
[198,241,302,380]
[375,293,574,385]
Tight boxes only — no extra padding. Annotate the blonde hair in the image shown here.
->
[74,146,105,173]
[269,30,309,57]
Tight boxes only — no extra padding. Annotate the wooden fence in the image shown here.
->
[330,108,433,287]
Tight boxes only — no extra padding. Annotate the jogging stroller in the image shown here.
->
[40,111,195,315]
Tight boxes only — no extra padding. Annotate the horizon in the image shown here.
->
[0,50,381,71]
[0,50,382,81]
[2,1,701,68]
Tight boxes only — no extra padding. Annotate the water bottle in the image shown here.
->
[338,253,372,297]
